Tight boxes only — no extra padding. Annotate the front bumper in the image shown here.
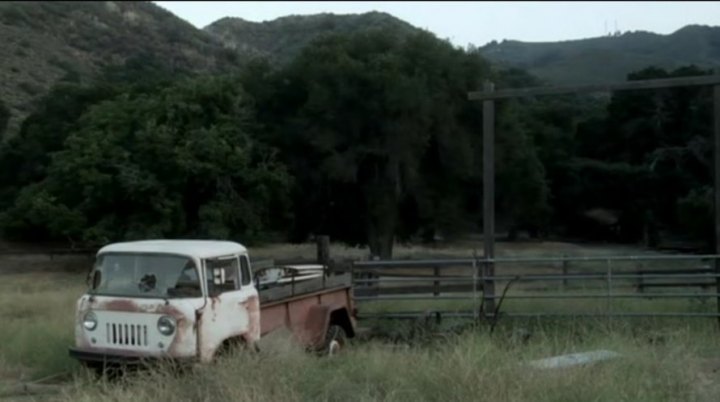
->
[69,347,194,366]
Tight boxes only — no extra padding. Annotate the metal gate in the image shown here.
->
[351,254,720,321]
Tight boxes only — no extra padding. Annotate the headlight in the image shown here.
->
[83,311,97,331]
[157,315,176,336]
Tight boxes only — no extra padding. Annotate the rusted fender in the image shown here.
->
[301,305,355,349]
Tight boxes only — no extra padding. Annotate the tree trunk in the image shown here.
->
[366,189,397,260]
[363,158,400,260]
[368,231,394,260]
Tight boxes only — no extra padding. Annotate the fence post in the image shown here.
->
[316,235,330,266]
[350,261,359,301]
[482,81,497,316]
[291,269,295,296]
[562,255,569,289]
[317,235,330,287]
[433,266,440,296]
[472,255,480,322]
[714,84,720,327]
[606,259,613,323]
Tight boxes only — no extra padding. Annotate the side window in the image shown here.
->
[206,257,240,294]
[240,255,252,286]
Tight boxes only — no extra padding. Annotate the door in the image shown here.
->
[198,254,259,361]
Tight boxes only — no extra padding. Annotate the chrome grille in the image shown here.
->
[106,323,149,347]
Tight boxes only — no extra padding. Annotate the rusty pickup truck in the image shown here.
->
[69,240,355,370]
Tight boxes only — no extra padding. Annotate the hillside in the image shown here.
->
[203,12,418,65]
[0,5,425,137]
[3,1,719,137]
[479,25,720,85]
[0,1,236,135]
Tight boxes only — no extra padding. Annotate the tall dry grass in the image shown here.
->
[60,321,719,402]
[0,272,85,381]
[0,241,718,400]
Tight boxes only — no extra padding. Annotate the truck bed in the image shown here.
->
[257,272,355,344]
[258,273,352,305]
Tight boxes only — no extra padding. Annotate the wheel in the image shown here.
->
[322,325,347,356]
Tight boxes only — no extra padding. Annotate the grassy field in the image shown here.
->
[1,241,719,401]
[0,272,84,382]
[56,322,720,402]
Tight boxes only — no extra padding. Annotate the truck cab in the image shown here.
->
[69,240,355,369]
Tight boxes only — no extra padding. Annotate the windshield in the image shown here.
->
[91,253,202,298]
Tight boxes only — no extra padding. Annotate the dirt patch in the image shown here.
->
[693,358,720,401]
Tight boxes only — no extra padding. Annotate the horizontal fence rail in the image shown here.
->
[350,254,720,323]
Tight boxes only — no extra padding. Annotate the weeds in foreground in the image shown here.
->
[60,320,720,402]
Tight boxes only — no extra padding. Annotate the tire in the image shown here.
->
[322,324,347,356]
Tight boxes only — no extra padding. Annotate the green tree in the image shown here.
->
[100,52,192,89]
[263,30,498,257]
[0,83,120,211]
[677,186,713,248]
[495,103,551,239]
[568,65,713,244]
[0,76,291,244]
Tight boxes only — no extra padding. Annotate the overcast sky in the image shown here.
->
[154,1,720,47]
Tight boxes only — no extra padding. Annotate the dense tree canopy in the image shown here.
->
[245,30,551,257]
[0,77,291,244]
[563,66,714,246]
[0,83,120,211]
[260,30,491,257]
[0,27,714,253]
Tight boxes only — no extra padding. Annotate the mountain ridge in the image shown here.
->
[479,24,720,85]
[202,11,418,64]
[2,1,720,137]
[0,1,235,135]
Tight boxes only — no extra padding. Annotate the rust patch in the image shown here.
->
[90,298,193,358]
[167,316,192,356]
[210,297,220,309]
[242,295,261,342]
[195,309,204,358]
[239,295,259,313]
[98,299,185,318]
[302,305,331,347]
[258,303,286,336]
[154,304,184,318]
[102,299,139,312]
[154,304,191,357]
